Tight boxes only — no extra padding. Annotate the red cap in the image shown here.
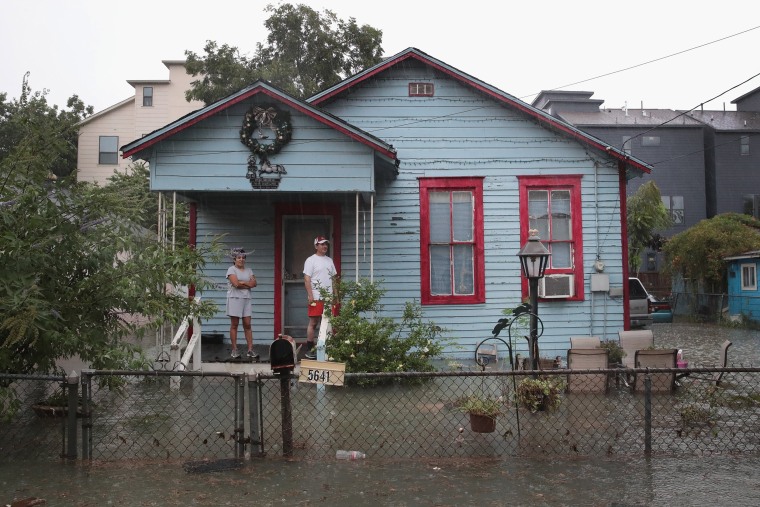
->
[314,236,330,246]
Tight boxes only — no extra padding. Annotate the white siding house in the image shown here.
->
[77,60,203,184]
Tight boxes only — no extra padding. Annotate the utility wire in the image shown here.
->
[621,70,760,149]
[519,25,760,101]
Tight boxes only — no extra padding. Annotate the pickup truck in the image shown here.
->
[628,277,653,328]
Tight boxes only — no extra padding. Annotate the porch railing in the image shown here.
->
[169,294,202,388]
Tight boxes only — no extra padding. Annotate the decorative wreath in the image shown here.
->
[239,105,292,161]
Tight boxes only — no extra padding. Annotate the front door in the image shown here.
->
[275,204,341,340]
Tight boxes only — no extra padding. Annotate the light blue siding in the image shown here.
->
[155,59,629,360]
[149,102,376,193]
[318,67,626,357]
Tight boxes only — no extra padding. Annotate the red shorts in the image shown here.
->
[308,301,324,317]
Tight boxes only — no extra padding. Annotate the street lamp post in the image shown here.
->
[517,230,551,371]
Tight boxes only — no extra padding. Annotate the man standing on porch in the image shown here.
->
[303,236,337,360]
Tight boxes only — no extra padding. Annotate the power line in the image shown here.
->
[519,25,760,101]
[621,70,760,148]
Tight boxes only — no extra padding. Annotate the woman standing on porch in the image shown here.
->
[226,248,258,359]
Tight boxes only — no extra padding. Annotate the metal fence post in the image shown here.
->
[280,373,293,457]
[235,374,246,458]
[66,370,79,459]
[248,375,264,457]
[644,372,652,456]
[81,370,92,460]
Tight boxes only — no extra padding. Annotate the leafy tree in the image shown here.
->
[0,80,221,376]
[627,181,672,275]
[663,213,760,292]
[184,3,383,104]
[0,73,92,179]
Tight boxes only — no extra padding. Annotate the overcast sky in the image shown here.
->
[2,0,759,114]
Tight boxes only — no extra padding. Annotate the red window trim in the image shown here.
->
[419,177,485,305]
[518,175,585,301]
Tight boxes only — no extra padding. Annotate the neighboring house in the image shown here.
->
[77,60,203,185]
[724,251,760,323]
[688,88,760,220]
[121,48,651,359]
[533,88,760,295]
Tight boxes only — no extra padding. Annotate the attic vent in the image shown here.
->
[409,82,434,97]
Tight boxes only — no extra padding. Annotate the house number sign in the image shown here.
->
[299,359,346,386]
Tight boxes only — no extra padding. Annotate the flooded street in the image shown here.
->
[652,320,759,366]
[3,454,760,506]
[3,320,760,506]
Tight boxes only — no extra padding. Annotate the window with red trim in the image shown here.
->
[420,178,484,305]
[518,175,585,301]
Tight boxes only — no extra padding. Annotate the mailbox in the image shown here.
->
[270,334,296,374]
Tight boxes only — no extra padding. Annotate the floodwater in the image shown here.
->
[3,320,760,506]
[3,454,760,506]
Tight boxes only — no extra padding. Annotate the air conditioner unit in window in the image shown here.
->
[538,274,575,298]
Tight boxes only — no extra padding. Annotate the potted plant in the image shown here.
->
[515,377,564,413]
[455,394,504,433]
[598,340,626,365]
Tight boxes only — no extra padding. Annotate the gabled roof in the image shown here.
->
[121,80,397,162]
[77,96,133,127]
[308,47,652,176]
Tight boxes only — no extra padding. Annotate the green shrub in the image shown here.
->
[324,278,448,377]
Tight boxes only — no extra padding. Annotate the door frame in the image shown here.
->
[274,203,341,339]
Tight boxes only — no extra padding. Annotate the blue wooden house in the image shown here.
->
[121,48,652,359]
[725,251,760,323]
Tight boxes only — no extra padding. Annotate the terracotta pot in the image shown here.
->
[469,412,497,433]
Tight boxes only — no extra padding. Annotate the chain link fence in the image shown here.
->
[256,367,760,459]
[3,367,760,462]
[0,373,69,462]
[81,371,245,461]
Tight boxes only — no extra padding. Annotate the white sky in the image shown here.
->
[2,0,759,114]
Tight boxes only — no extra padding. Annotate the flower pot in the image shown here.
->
[469,413,497,433]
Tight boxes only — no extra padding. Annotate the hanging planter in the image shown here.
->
[456,395,503,433]
[468,412,497,433]
[515,377,564,413]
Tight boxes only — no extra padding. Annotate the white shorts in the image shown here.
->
[226,298,252,318]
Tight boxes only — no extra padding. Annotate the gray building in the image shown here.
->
[533,88,760,288]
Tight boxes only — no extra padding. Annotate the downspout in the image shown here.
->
[619,162,631,330]
[371,193,375,283]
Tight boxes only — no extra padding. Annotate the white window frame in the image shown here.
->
[98,136,119,165]
[143,86,153,107]
[741,263,757,291]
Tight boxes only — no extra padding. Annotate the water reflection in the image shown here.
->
[3,455,760,505]
[653,321,759,366]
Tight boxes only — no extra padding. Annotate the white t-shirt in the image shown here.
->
[226,266,254,299]
[303,254,336,299]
